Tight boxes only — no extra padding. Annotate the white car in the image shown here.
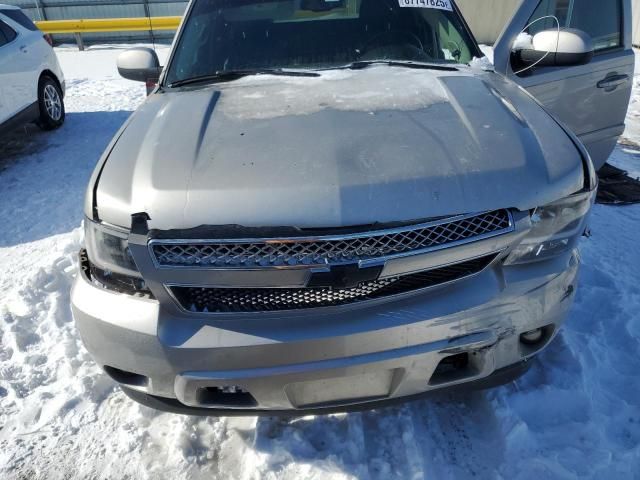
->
[0,4,65,135]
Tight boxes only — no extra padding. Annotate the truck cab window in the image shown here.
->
[526,0,622,52]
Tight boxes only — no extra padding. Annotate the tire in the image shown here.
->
[36,76,65,131]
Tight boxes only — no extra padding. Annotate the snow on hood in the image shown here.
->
[217,66,451,120]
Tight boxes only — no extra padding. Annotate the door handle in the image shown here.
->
[597,74,629,90]
[19,45,28,53]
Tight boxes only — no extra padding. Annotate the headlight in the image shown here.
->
[84,219,140,277]
[505,191,594,265]
[83,219,152,296]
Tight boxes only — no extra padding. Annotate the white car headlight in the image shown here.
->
[505,191,594,265]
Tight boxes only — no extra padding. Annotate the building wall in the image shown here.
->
[455,0,520,45]
[634,0,640,47]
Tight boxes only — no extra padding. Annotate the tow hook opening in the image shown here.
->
[429,352,479,386]
[196,386,258,407]
[103,365,149,388]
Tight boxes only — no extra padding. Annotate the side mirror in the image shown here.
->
[514,28,594,68]
[117,47,161,83]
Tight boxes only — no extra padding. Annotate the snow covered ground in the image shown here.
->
[0,45,639,480]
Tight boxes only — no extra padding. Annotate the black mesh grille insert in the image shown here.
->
[153,210,512,268]
[170,254,497,313]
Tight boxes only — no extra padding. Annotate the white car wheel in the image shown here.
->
[37,77,65,130]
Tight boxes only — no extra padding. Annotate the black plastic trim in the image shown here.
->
[516,49,594,68]
[146,215,461,242]
[0,102,39,137]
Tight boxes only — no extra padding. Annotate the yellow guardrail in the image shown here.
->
[34,16,182,34]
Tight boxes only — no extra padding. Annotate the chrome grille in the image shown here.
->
[152,210,512,268]
[170,254,497,313]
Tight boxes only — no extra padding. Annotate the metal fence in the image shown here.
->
[7,0,188,44]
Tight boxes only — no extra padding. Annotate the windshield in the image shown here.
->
[166,0,480,85]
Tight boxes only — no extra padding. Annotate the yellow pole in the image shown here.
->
[34,16,182,34]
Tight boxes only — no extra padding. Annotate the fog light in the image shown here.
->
[520,329,544,345]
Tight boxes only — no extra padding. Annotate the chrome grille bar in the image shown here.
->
[150,210,513,269]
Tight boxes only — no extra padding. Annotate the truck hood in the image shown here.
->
[95,66,585,230]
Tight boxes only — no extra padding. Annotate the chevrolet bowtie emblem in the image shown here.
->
[307,263,383,289]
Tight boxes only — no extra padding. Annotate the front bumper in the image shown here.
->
[120,360,532,416]
[71,250,580,414]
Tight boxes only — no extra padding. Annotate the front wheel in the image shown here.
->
[37,76,65,130]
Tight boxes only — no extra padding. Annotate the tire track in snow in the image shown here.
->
[358,406,425,480]
[407,393,507,480]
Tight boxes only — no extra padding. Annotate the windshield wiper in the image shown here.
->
[169,69,320,88]
[344,60,458,72]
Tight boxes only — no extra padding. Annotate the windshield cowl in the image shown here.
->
[342,59,460,72]
[169,69,321,88]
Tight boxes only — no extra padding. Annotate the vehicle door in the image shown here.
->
[1,8,50,107]
[0,17,37,120]
[492,0,634,170]
[0,19,17,125]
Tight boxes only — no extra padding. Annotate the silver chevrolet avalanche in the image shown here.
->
[71,0,634,414]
